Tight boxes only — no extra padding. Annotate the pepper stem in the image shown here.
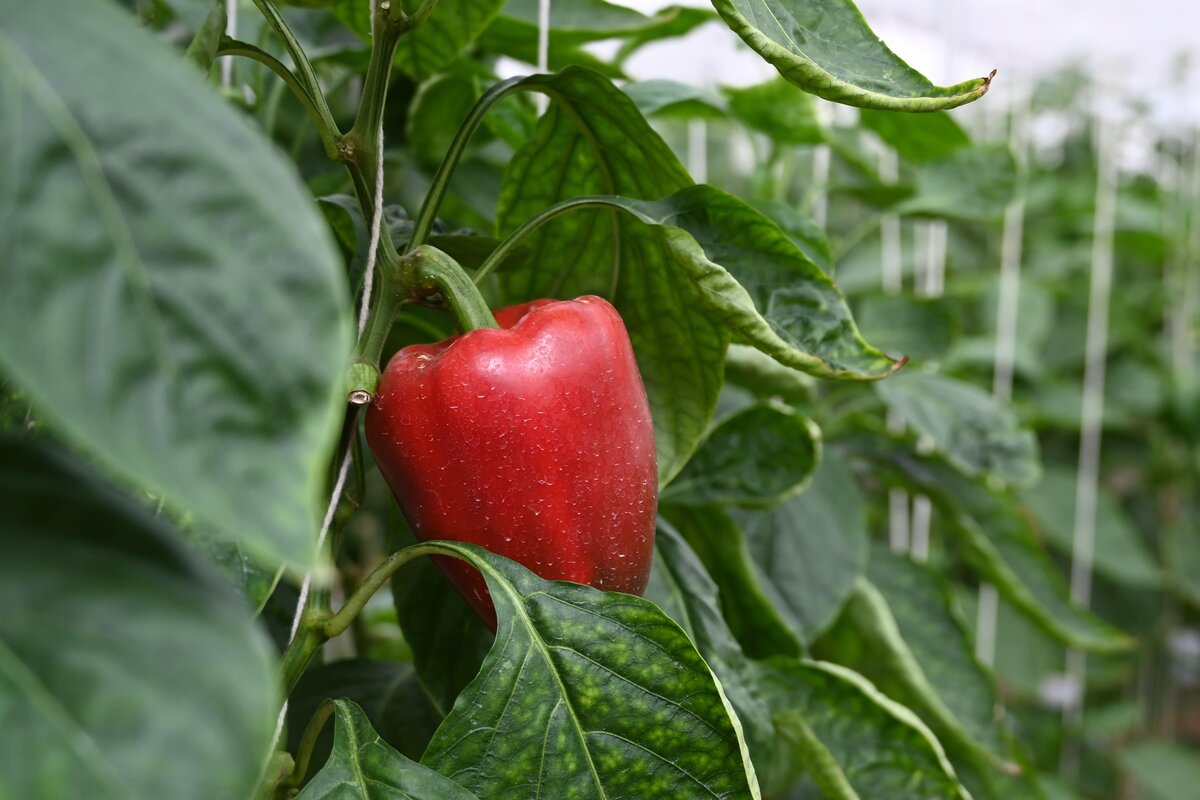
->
[405,245,499,332]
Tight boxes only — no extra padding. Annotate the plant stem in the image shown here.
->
[217,38,342,159]
[287,700,335,789]
[472,196,617,284]
[249,0,337,130]
[404,246,499,331]
[278,542,447,691]
[407,76,530,252]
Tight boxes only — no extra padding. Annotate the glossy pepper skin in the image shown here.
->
[365,295,657,627]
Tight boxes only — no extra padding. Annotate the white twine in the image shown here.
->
[534,0,550,114]
[272,0,390,752]
[221,0,237,88]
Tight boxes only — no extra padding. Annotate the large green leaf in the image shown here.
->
[0,0,351,568]
[730,453,867,647]
[758,659,970,800]
[295,700,478,800]
[647,523,967,800]
[0,437,277,800]
[846,547,1009,768]
[663,404,820,506]
[876,371,1040,488]
[709,0,993,111]
[840,439,1134,653]
[415,542,761,800]
[1021,466,1162,589]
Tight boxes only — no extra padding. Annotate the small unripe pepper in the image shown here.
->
[366,295,658,627]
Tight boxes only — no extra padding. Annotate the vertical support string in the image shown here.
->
[535,0,550,114]
[1060,98,1120,779]
[221,0,238,88]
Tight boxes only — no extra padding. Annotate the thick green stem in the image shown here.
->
[407,76,530,252]
[217,38,341,159]
[405,246,499,331]
[473,196,618,284]
[278,610,329,697]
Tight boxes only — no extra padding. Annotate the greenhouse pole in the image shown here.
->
[1060,103,1120,779]
[978,94,1030,667]
[688,120,708,184]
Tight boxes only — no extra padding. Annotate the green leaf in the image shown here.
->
[709,0,993,111]
[745,198,834,271]
[287,660,443,766]
[664,504,803,658]
[614,5,718,62]
[758,659,970,800]
[1021,466,1162,589]
[897,145,1018,222]
[296,700,478,800]
[723,344,815,404]
[663,404,821,506]
[730,453,868,647]
[181,526,284,614]
[841,439,1134,653]
[876,371,1040,488]
[486,0,659,47]
[846,547,1010,768]
[0,436,277,800]
[646,521,796,796]
[332,0,506,80]
[183,1,225,72]
[0,1,351,568]
[724,78,824,144]
[859,109,970,164]
[855,295,960,363]
[407,71,481,168]
[392,555,492,717]
[1118,741,1200,800]
[494,68,724,485]
[417,541,761,800]
[623,79,728,119]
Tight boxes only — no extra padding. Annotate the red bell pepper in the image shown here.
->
[366,295,657,627]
